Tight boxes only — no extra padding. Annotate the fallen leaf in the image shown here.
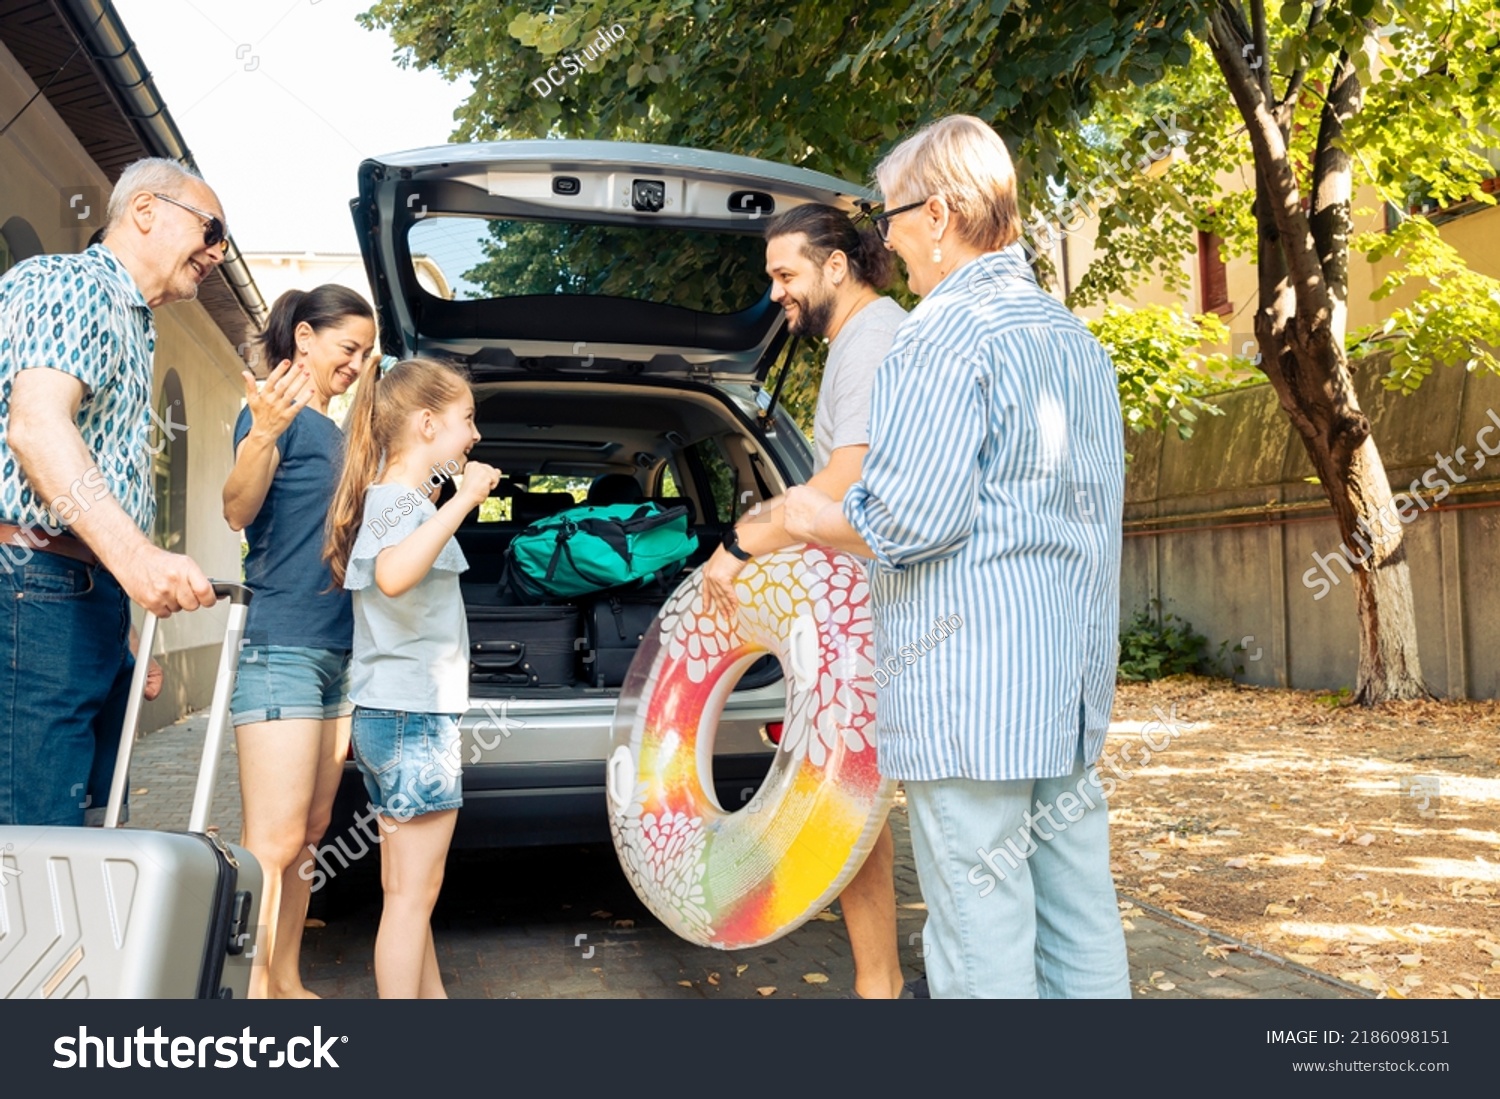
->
[756,986,777,997]
[1173,907,1208,922]
[1341,968,1386,991]
[802,973,829,984]
[1265,903,1297,917]
[735,964,749,977]
[303,918,326,929]
[1155,981,1177,991]
[1451,983,1477,999]
[676,980,693,987]
[1225,857,1249,869]
[1296,939,1330,955]
[1397,954,1424,968]
[132,787,148,796]
[707,972,720,986]
[1207,967,1229,978]
[1150,970,1165,982]
[591,910,613,920]
[1475,940,1500,959]
[1354,833,1376,847]
[612,919,635,929]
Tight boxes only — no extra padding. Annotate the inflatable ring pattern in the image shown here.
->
[607,546,895,949]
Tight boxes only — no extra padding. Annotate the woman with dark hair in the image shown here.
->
[222,285,375,998]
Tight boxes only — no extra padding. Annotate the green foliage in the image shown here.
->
[357,0,1500,418]
[1351,216,1500,393]
[1117,602,1210,682]
[1087,303,1235,439]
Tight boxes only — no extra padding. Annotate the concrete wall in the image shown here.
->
[1123,357,1500,699]
[1,41,248,733]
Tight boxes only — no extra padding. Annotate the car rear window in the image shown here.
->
[408,215,769,314]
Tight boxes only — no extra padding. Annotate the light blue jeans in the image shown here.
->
[904,744,1131,998]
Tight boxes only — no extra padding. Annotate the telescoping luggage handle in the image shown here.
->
[103,581,253,833]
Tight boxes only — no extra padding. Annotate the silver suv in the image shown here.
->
[324,140,870,854]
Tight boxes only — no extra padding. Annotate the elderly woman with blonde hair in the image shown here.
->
[783,114,1131,999]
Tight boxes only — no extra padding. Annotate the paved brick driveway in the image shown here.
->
[128,713,1364,1000]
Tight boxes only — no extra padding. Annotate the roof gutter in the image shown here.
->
[53,0,268,330]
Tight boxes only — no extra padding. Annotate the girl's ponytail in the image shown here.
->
[323,357,473,588]
[324,359,384,587]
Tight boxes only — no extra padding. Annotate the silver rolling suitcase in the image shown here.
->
[0,581,265,998]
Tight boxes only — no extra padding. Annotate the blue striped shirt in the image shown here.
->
[843,244,1125,782]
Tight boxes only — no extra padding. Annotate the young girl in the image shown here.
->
[324,357,499,999]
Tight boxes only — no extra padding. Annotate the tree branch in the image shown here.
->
[1206,2,1330,323]
[1250,0,1274,102]
[1276,0,1329,128]
[1309,33,1373,346]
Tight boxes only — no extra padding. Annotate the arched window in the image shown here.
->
[0,217,44,269]
[152,370,188,552]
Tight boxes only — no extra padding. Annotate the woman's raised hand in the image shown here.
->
[242,359,312,441]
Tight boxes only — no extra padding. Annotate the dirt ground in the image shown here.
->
[1106,677,1500,999]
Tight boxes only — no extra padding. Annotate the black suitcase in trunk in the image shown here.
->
[585,593,668,688]
[469,605,579,687]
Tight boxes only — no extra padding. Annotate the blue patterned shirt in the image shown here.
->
[0,244,156,534]
[843,244,1125,782]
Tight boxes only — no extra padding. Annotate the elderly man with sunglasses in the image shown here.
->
[0,157,226,826]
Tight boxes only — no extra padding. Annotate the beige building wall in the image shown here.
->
[1053,164,1500,363]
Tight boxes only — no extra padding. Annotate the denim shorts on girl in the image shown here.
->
[350,707,464,818]
[230,645,353,726]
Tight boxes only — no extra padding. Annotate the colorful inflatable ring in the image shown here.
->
[606,546,895,949]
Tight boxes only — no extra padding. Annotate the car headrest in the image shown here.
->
[587,473,646,507]
[514,491,578,525]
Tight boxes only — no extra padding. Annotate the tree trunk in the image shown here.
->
[1211,1,1430,704]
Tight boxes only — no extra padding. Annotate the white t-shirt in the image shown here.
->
[345,482,470,714]
[812,296,909,470]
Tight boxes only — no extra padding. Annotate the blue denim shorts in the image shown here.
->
[230,645,353,726]
[350,707,464,818]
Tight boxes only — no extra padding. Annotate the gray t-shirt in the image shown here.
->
[813,296,909,470]
[345,482,470,714]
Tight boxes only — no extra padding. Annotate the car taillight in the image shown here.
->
[764,721,784,745]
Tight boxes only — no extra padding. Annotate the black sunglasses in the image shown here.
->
[868,199,928,242]
[153,192,228,254]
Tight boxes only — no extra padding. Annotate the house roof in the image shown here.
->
[0,0,268,349]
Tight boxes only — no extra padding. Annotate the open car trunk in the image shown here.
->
[450,378,796,698]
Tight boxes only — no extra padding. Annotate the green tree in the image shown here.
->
[360,0,1500,703]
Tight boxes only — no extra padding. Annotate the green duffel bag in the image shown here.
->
[505,501,699,600]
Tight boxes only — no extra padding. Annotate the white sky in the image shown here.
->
[112,0,474,255]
